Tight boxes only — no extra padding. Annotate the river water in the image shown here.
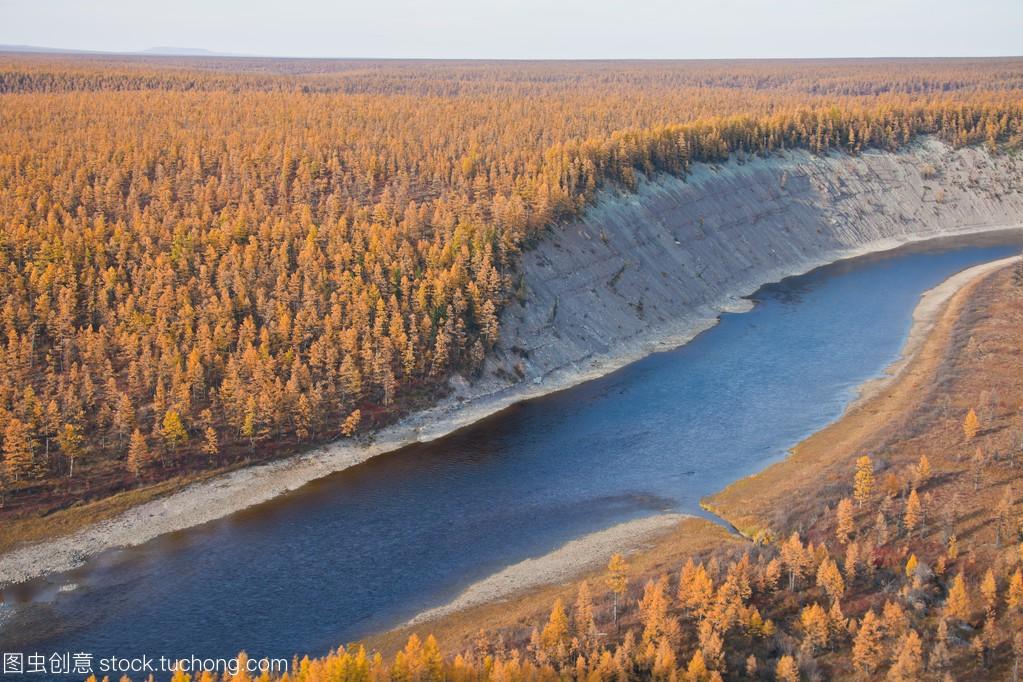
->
[2,231,1022,673]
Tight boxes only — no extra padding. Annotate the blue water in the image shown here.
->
[3,232,1022,672]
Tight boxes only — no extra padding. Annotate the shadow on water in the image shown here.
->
[3,229,1023,664]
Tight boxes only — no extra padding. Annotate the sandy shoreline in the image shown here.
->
[0,227,1020,590]
[852,253,1022,408]
[404,514,686,627]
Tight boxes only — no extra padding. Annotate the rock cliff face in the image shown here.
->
[463,139,1023,401]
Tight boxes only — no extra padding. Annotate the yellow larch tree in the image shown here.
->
[853,456,874,506]
[904,488,922,535]
[851,609,885,676]
[981,568,998,619]
[540,598,569,655]
[800,602,830,653]
[639,576,679,649]
[835,497,855,544]
[1008,569,1023,613]
[963,408,980,441]
[816,558,845,604]
[887,630,923,682]
[914,454,931,487]
[775,654,799,682]
[605,553,628,632]
[905,554,918,579]
[126,429,151,478]
[780,532,809,591]
[946,573,973,621]
[573,580,595,640]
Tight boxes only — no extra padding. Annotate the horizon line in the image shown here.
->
[2,44,1022,63]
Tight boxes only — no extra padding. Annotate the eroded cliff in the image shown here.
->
[472,139,1023,398]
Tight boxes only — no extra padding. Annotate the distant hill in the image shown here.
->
[0,44,236,57]
[141,46,219,56]
[0,44,92,54]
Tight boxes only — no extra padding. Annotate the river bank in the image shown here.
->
[702,255,1021,541]
[1,140,1021,590]
[404,514,688,627]
[362,252,1021,657]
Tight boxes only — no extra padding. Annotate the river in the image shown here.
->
[2,231,1022,672]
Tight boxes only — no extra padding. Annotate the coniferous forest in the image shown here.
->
[2,56,1022,518]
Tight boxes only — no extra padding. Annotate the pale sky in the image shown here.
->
[1,0,1021,60]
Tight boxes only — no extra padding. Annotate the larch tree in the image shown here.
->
[126,429,150,478]
[854,456,874,506]
[639,577,678,649]
[651,638,676,681]
[112,392,134,446]
[971,447,986,491]
[844,541,859,582]
[914,454,931,488]
[762,557,782,593]
[930,619,951,674]
[57,423,84,478]
[780,532,809,591]
[685,650,708,681]
[905,554,918,579]
[887,630,923,681]
[161,409,188,460]
[744,655,757,678]
[851,609,885,677]
[775,654,799,682]
[827,600,846,636]
[202,426,219,462]
[800,602,830,653]
[41,400,60,464]
[963,408,980,441]
[573,580,595,640]
[1007,569,1023,613]
[295,393,313,442]
[981,568,998,619]
[835,497,855,543]
[816,558,845,604]
[946,573,973,622]
[421,635,443,680]
[679,560,715,619]
[697,619,724,673]
[241,404,258,453]
[3,418,37,483]
[904,489,921,536]
[340,409,362,437]
[540,598,569,655]
[605,553,628,633]
[882,600,909,641]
